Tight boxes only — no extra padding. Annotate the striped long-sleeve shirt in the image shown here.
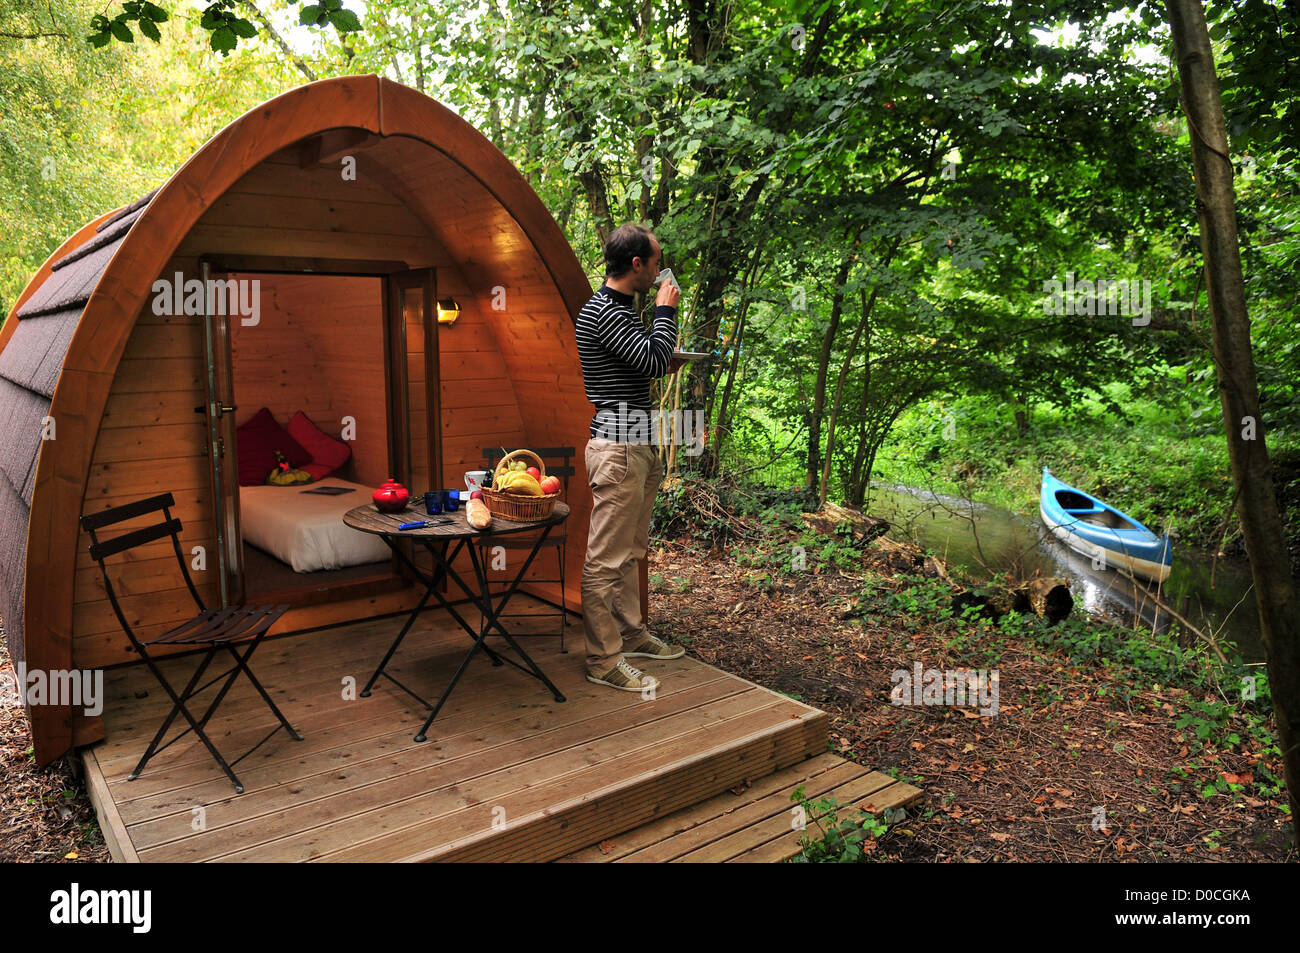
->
[576,284,678,440]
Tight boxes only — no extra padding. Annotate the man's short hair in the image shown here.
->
[604,224,656,278]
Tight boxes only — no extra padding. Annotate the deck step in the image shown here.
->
[556,753,924,863]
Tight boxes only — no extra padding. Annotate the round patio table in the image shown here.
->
[343,500,570,741]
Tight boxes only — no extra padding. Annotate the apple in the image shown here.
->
[470,489,484,500]
[539,475,561,495]
[526,466,541,480]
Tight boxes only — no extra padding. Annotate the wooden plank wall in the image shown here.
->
[76,281,215,668]
[72,146,531,670]
[435,272,525,486]
[361,137,589,610]
[229,273,388,488]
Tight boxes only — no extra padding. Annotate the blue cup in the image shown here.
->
[424,491,442,515]
[443,489,460,512]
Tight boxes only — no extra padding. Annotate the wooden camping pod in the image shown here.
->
[0,76,628,765]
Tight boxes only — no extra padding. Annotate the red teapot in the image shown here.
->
[373,478,410,513]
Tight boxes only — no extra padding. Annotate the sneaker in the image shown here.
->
[623,634,685,660]
[587,659,659,693]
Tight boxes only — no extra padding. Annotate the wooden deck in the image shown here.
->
[82,596,831,862]
[557,752,924,862]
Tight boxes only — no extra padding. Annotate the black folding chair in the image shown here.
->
[81,493,300,794]
[477,446,575,652]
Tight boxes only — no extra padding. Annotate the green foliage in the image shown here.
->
[88,1,168,48]
[789,784,893,863]
[887,575,955,633]
[89,1,360,55]
[651,472,809,547]
[199,2,258,55]
[873,383,1264,553]
[1,0,322,316]
[299,0,362,34]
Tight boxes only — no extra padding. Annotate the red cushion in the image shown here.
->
[287,411,352,479]
[235,408,311,486]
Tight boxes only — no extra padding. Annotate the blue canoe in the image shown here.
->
[1040,467,1172,584]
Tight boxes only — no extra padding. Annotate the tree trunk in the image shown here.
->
[1167,0,1300,826]
[819,238,900,507]
[578,165,614,246]
[850,289,874,506]
[706,236,764,472]
[819,290,868,508]
[410,14,424,92]
[849,379,871,506]
[488,97,503,145]
[807,253,853,491]
[1015,392,1029,437]
[684,0,836,394]
[240,1,317,80]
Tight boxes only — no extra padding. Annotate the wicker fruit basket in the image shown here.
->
[481,449,560,522]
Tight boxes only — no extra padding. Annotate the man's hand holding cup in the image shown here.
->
[656,277,681,310]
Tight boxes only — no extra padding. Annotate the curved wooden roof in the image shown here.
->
[0,194,154,676]
[1,76,592,764]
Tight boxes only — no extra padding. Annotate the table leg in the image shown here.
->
[362,521,569,743]
[360,542,439,698]
[363,535,507,695]
[467,526,567,703]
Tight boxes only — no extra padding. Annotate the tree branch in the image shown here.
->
[238,1,317,81]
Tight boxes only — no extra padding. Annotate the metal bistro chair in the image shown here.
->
[81,493,301,794]
[477,446,575,652]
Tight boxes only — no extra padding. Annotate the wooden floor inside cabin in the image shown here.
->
[83,595,832,862]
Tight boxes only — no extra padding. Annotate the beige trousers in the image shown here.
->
[582,437,663,675]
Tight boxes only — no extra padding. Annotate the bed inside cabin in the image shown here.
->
[227,271,397,603]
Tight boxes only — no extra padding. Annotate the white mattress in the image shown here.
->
[239,478,391,573]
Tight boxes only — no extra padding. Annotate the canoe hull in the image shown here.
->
[1040,468,1172,584]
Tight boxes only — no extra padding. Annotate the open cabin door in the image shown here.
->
[385,268,441,492]
[200,262,244,607]
[385,268,440,584]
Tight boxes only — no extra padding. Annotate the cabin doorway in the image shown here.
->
[199,261,439,607]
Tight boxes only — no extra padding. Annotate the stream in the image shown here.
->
[865,482,1272,664]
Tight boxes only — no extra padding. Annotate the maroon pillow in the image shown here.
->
[235,408,311,486]
[287,411,352,480]
[301,461,338,481]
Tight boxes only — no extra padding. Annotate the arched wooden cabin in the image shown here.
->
[0,76,606,765]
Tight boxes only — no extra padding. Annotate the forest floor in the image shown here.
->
[643,497,1295,862]
[0,489,1294,863]
[0,641,109,862]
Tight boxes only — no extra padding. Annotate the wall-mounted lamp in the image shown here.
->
[436,298,461,326]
